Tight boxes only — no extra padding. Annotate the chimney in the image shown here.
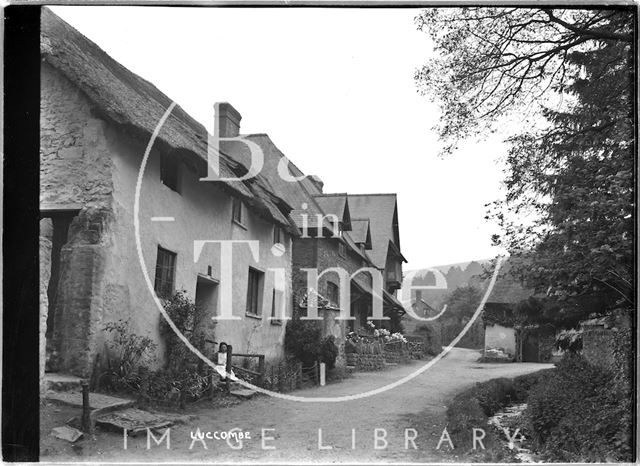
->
[214,102,242,138]
[308,175,324,193]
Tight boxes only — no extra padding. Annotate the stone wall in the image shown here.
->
[383,347,410,364]
[582,328,617,369]
[292,235,378,368]
[40,62,114,210]
[39,219,53,393]
[345,352,386,371]
[52,208,114,377]
[484,323,517,357]
[345,340,386,371]
[41,63,117,377]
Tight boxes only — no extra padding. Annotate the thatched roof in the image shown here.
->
[41,8,293,231]
[225,134,370,262]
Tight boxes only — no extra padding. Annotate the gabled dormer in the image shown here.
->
[313,193,352,235]
[350,218,373,253]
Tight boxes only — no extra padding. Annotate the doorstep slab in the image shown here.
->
[45,391,134,411]
[96,408,196,435]
[44,373,84,392]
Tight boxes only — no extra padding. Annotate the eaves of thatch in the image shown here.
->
[41,8,295,234]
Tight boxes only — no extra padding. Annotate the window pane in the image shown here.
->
[233,198,242,223]
[246,268,263,315]
[154,247,176,299]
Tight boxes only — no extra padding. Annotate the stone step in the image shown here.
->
[384,362,398,366]
[96,408,196,435]
[46,391,136,432]
[44,373,84,392]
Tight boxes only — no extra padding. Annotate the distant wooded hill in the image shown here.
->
[406,259,492,309]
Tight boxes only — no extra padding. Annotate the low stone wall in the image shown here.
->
[346,352,386,371]
[383,341,411,364]
[346,339,386,371]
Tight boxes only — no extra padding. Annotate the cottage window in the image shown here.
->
[154,246,177,299]
[273,226,282,244]
[246,267,264,316]
[270,289,283,325]
[338,241,347,258]
[232,197,243,225]
[327,281,339,307]
[160,152,180,193]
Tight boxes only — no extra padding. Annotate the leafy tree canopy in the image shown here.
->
[416,8,634,315]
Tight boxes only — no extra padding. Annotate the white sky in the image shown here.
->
[51,6,507,269]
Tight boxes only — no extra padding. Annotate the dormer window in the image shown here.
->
[338,241,347,258]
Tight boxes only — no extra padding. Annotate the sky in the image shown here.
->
[51,6,508,269]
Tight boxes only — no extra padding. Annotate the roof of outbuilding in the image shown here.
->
[485,262,536,304]
[41,8,293,231]
[347,194,404,269]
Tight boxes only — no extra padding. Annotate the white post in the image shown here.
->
[319,362,326,386]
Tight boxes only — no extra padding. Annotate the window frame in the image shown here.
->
[154,246,177,299]
[245,267,264,317]
[326,281,339,307]
[338,240,347,258]
[270,288,283,325]
[232,197,244,227]
[273,225,282,244]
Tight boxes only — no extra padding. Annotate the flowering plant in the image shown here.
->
[388,332,408,343]
[373,328,390,338]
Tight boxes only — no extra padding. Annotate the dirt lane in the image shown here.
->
[41,348,552,463]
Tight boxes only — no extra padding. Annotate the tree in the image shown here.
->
[416,8,634,315]
[441,285,483,347]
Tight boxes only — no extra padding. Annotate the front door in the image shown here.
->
[522,331,539,362]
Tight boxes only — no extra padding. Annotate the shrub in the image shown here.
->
[525,354,632,461]
[555,328,583,353]
[102,294,215,408]
[472,378,515,415]
[284,317,322,366]
[103,320,157,392]
[160,291,206,372]
[512,368,555,402]
[447,393,487,445]
[415,322,443,355]
[319,335,339,369]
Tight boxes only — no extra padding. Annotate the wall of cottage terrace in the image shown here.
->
[41,64,291,379]
[292,236,376,368]
[108,115,292,367]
